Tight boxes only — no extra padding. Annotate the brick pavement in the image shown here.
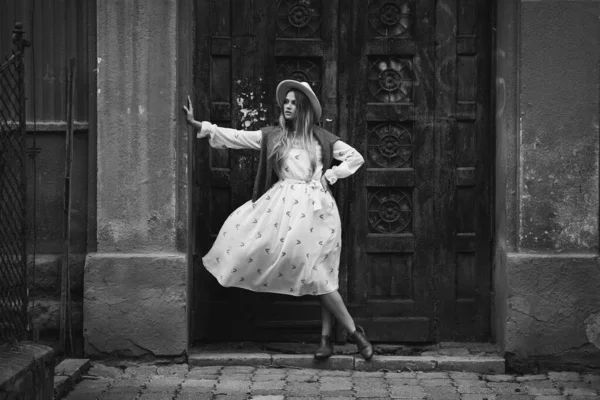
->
[63,363,600,400]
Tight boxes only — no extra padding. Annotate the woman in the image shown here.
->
[183,80,373,361]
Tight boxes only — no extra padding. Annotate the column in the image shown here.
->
[84,0,188,356]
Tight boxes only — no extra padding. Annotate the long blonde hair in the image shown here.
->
[269,89,318,175]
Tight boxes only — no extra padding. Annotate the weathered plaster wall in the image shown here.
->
[500,0,600,372]
[95,1,180,253]
[506,254,600,370]
[85,0,188,357]
[519,1,600,253]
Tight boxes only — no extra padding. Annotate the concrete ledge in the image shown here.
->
[84,252,187,357]
[272,354,355,370]
[436,356,504,374]
[189,353,272,367]
[188,352,505,373]
[355,356,437,372]
[53,359,91,399]
[0,342,55,400]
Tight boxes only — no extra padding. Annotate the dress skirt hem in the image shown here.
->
[201,178,342,297]
[201,258,339,297]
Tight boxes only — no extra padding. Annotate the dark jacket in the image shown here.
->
[251,125,341,202]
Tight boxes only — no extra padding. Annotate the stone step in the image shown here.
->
[53,358,91,399]
[188,348,505,374]
[0,342,55,399]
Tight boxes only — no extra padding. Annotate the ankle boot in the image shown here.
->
[314,335,333,360]
[349,326,374,361]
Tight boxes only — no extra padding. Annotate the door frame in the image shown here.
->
[176,0,512,346]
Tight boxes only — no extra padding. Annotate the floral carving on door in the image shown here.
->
[368,57,413,103]
[276,0,322,38]
[368,0,413,37]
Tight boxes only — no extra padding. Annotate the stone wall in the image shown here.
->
[28,254,85,352]
[497,0,600,372]
[505,255,600,371]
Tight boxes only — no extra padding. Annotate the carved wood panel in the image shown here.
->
[276,0,322,38]
[340,0,436,342]
[340,0,492,342]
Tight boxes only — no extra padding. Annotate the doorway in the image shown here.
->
[191,0,493,343]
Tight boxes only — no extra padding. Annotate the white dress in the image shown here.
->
[199,122,364,296]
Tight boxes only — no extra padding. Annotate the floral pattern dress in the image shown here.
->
[199,122,364,296]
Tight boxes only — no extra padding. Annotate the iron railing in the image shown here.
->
[0,23,30,344]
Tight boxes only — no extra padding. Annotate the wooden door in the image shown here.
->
[192,0,493,343]
[435,0,493,341]
[192,0,340,342]
[341,0,492,342]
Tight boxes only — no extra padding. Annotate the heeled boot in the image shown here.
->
[348,326,374,361]
[314,335,334,360]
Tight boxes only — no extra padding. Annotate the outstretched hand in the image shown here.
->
[182,95,195,126]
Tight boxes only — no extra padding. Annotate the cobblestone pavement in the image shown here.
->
[64,363,600,400]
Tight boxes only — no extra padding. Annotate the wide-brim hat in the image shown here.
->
[276,80,322,120]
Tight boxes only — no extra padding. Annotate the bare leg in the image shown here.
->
[320,303,334,336]
[319,290,356,334]
[315,300,335,360]
[318,290,373,361]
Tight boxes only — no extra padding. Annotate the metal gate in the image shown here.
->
[0,23,30,343]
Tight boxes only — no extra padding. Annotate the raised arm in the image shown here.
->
[198,121,262,150]
[323,140,365,184]
[183,95,261,150]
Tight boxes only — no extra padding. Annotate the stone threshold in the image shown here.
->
[188,351,505,374]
